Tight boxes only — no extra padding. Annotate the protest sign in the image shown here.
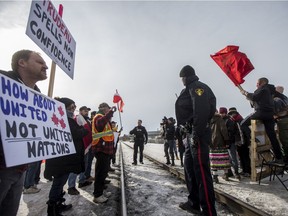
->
[0,74,76,167]
[26,0,76,79]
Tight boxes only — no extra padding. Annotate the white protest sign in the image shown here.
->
[26,0,76,79]
[0,74,76,167]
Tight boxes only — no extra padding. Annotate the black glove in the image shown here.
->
[191,132,200,148]
[225,140,231,149]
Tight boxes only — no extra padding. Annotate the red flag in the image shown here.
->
[210,45,254,86]
[113,91,124,112]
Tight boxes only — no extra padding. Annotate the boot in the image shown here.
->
[171,160,175,166]
[181,161,184,167]
[47,201,64,216]
[222,173,229,181]
[213,175,219,183]
[57,198,72,212]
[176,154,180,160]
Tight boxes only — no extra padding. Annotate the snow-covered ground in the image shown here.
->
[17,142,288,216]
[122,143,235,216]
[133,142,288,216]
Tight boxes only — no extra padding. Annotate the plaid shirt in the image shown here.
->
[92,110,114,155]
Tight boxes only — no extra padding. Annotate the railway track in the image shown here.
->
[120,142,271,216]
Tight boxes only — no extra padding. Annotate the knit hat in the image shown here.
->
[56,97,75,108]
[179,65,195,77]
[219,107,227,114]
[228,107,239,115]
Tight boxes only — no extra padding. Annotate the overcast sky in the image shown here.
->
[0,0,288,134]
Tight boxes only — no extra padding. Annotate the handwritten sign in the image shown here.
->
[0,74,76,167]
[26,0,76,79]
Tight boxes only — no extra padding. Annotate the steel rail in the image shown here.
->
[122,142,271,216]
[119,142,127,216]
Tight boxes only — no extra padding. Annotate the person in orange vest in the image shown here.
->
[92,102,116,203]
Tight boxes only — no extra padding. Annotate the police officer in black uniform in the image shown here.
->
[175,65,217,216]
[129,120,148,165]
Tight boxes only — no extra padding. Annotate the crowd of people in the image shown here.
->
[0,50,287,216]
[164,66,287,215]
[0,50,123,216]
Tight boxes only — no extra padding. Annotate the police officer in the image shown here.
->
[175,65,217,216]
[129,120,148,165]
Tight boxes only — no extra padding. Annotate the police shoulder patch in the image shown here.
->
[195,88,204,96]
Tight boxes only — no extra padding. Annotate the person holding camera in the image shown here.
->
[175,65,217,216]
[91,102,116,203]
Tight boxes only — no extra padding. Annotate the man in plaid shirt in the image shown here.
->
[92,102,116,203]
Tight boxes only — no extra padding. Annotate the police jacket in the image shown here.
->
[175,75,216,136]
[130,126,148,142]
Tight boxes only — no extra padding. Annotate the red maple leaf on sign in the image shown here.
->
[58,106,65,116]
[59,118,66,129]
[51,113,59,126]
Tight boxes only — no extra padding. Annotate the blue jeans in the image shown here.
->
[84,148,94,178]
[67,173,78,188]
[24,161,41,188]
[78,148,94,183]
[0,168,25,216]
[49,173,69,202]
[228,143,239,174]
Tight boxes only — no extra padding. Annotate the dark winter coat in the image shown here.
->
[222,115,238,143]
[165,123,175,140]
[130,126,148,143]
[210,114,229,149]
[246,84,274,120]
[175,75,216,136]
[44,117,88,178]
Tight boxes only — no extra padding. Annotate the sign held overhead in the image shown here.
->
[26,0,76,79]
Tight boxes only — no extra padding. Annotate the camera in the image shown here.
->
[160,116,168,126]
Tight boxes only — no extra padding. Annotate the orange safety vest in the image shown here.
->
[92,114,114,146]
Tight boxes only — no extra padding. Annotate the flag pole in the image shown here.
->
[47,4,63,97]
[237,84,244,92]
[115,89,123,129]
[116,102,123,129]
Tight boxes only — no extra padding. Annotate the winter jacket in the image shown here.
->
[165,123,175,140]
[246,84,274,119]
[210,114,229,149]
[175,75,216,136]
[130,126,148,143]
[44,117,88,178]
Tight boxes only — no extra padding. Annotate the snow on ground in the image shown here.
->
[134,142,288,216]
[122,143,235,216]
[17,142,288,216]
